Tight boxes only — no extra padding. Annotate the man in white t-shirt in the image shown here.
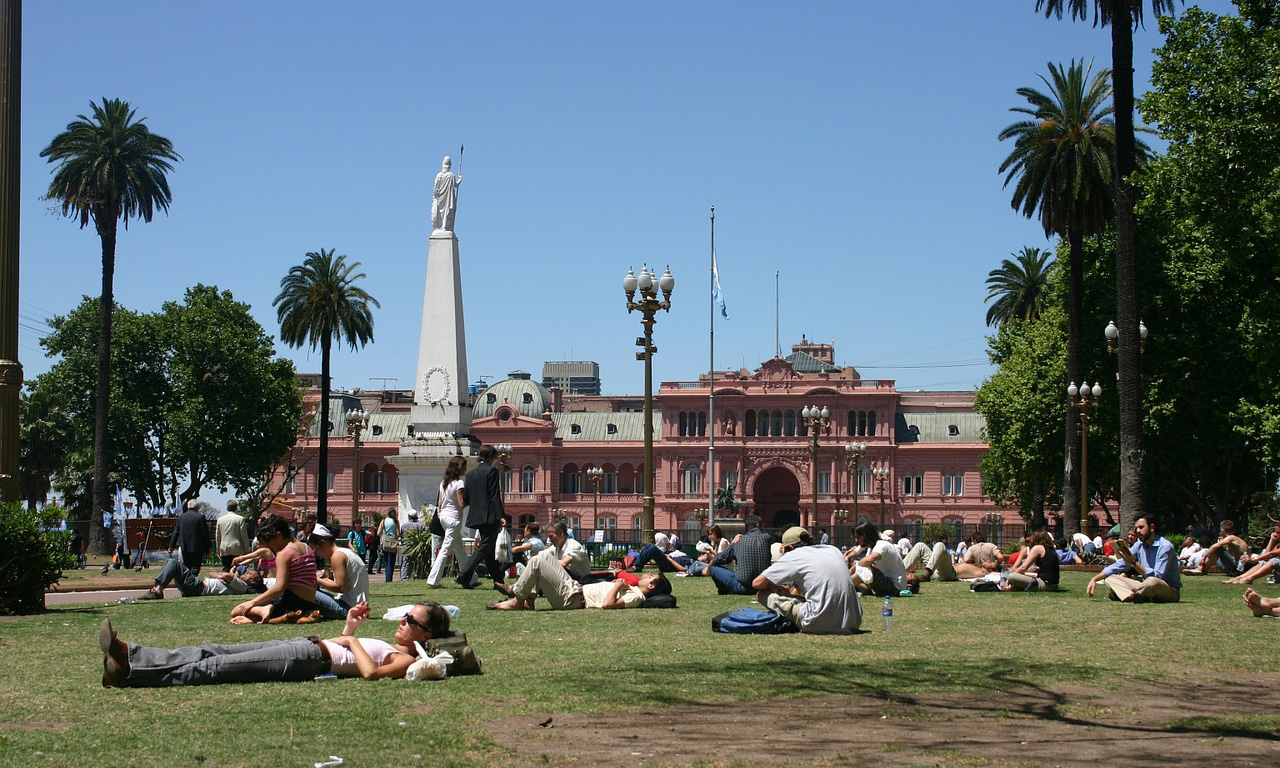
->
[138,557,263,599]
[849,521,915,596]
[487,521,593,608]
[752,527,860,634]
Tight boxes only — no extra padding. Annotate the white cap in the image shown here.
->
[311,524,334,539]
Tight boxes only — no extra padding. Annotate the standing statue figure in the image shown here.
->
[431,155,462,232]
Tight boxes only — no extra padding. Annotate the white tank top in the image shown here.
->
[320,638,407,677]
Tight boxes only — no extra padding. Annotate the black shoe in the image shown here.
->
[493,582,516,597]
[138,589,163,600]
[454,578,476,589]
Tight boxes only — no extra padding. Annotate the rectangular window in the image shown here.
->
[913,474,923,496]
[326,472,335,492]
[722,470,738,492]
[943,474,952,497]
[817,471,831,495]
[953,473,964,496]
[858,466,869,496]
[603,472,617,493]
[571,516,581,531]
[902,475,913,496]
[284,467,296,495]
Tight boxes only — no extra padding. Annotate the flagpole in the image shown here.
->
[708,205,716,527]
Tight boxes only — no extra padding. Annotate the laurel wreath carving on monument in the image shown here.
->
[422,366,452,406]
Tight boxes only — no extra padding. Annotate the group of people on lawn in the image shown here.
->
[98,444,1273,690]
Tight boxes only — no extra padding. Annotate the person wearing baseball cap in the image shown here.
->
[751,526,861,634]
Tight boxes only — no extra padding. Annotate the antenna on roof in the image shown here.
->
[369,377,398,390]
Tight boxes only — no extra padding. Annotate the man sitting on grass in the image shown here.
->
[138,558,264,600]
[708,515,773,596]
[99,600,449,687]
[1087,514,1181,603]
[487,547,671,610]
[1184,519,1249,576]
[752,526,860,635]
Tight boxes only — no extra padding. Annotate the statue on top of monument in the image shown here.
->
[431,155,462,232]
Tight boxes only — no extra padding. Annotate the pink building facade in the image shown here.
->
[270,342,1013,541]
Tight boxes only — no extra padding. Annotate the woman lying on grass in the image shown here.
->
[228,514,324,624]
[99,600,450,687]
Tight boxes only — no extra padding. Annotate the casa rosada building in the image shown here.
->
[270,341,1013,541]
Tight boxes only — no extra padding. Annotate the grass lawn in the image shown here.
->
[2,571,1278,767]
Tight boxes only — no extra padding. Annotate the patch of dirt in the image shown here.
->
[0,721,73,730]
[489,676,1280,767]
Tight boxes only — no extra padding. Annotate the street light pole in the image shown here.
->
[346,409,369,528]
[873,466,890,527]
[495,443,512,505]
[1068,381,1102,535]
[623,264,674,544]
[844,442,866,525]
[587,466,603,526]
[801,404,830,529]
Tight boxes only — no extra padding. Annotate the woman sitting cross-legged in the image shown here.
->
[98,600,449,687]
[310,524,370,619]
[1004,531,1060,591]
[229,514,324,624]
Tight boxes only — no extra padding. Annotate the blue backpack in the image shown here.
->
[712,607,797,634]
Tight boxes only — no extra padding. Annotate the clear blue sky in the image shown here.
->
[17,1,1240,401]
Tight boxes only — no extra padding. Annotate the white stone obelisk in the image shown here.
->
[388,155,476,515]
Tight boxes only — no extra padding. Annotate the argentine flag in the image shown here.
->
[712,248,730,320]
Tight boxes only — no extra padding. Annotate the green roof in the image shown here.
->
[895,412,985,443]
[553,411,661,441]
[785,351,840,373]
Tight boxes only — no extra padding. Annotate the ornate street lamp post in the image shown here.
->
[623,264,674,544]
[1068,381,1102,535]
[832,507,849,548]
[801,404,830,528]
[873,466,890,527]
[844,442,866,524]
[586,466,603,526]
[346,408,369,527]
[495,443,512,502]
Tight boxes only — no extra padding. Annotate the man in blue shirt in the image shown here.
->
[1087,514,1181,603]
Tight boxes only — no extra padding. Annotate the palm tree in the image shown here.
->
[273,249,379,526]
[985,246,1056,327]
[40,98,180,554]
[1035,0,1179,532]
[999,60,1147,537]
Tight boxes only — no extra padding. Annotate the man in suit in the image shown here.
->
[216,500,251,571]
[456,445,505,589]
[169,499,213,572]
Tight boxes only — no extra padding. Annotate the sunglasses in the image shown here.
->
[401,613,426,630]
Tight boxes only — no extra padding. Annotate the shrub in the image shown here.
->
[920,523,955,545]
[0,502,76,614]
[400,525,434,579]
[592,547,630,570]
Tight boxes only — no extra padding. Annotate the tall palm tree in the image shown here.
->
[273,249,379,526]
[985,246,1056,327]
[1036,0,1180,532]
[40,98,180,554]
[999,60,1145,536]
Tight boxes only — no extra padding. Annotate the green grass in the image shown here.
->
[1,572,1277,767]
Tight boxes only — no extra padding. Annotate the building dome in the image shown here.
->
[473,370,553,419]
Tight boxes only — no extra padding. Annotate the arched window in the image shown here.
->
[678,412,688,437]
[382,464,398,493]
[683,462,702,494]
[868,411,877,436]
[847,411,857,435]
[784,409,797,437]
[697,411,707,437]
[857,411,867,436]
[502,465,512,494]
[602,464,618,493]
[561,464,581,494]
[521,465,537,494]
[772,409,783,437]
[361,462,380,494]
[745,409,757,437]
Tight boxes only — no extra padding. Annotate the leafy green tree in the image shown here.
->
[1134,0,1280,530]
[1035,0,1181,533]
[40,98,180,553]
[984,246,1056,326]
[998,60,1144,535]
[33,288,301,516]
[0,502,75,614]
[273,249,379,525]
[17,386,73,511]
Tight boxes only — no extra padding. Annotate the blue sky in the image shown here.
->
[17,1,1240,402]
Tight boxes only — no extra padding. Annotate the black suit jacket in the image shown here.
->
[463,462,504,528]
[170,510,212,558]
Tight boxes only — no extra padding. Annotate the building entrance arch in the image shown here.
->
[752,466,801,529]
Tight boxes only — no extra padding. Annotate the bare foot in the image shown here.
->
[1244,588,1268,617]
[229,616,256,625]
[267,610,304,624]
[486,598,530,611]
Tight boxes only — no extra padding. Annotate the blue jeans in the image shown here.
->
[382,551,397,582]
[154,558,205,597]
[709,565,754,595]
[124,637,326,687]
[632,543,683,573]
[313,590,350,620]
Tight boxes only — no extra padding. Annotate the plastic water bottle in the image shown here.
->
[117,596,137,604]
[999,570,1009,591]
[443,605,462,619]
[881,596,893,632]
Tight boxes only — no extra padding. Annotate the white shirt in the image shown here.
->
[759,544,860,634]
[549,537,591,579]
[871,540,908,591]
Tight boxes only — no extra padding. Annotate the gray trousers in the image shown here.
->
[154,558,205,597]
[124,637,326,687]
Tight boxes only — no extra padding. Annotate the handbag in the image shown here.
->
[380,523,399,553]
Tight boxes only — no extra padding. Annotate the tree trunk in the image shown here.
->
[1063,231,1084,539]
[89,223,117,556]
[318,335,330,526]
[1112,7,1145,534]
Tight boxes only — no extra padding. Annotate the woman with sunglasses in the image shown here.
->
[98,600,450,687]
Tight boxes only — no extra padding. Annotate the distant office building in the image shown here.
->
[542,361,601,396]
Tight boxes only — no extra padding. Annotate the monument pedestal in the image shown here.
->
[387,433,478,514]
